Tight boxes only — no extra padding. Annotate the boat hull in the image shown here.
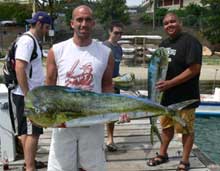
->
[195,101,220,117]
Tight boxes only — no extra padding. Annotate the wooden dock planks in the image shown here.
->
[0,119,215,171]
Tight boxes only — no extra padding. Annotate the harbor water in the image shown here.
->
[135,79,220,164]
[195,117,220,164]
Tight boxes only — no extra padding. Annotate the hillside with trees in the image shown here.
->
[0,0,220,51]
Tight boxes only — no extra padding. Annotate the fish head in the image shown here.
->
[24,86,58,118]
[158,48,169,67]
[24,92,37,117]
[113,73,135,90]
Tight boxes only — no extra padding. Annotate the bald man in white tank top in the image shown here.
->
[46,5,129,171]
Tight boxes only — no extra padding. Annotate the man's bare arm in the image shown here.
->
[15,59,29,96]
[156,63,201,91]
[46,48,57,85]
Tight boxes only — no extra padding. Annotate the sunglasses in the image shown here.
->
[113,31,123,35]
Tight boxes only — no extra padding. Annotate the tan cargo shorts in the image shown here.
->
[160,108,196,134]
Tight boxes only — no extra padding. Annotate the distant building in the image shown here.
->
[127,6,138,14]
[0,0,32,4]
[141,0,202,13]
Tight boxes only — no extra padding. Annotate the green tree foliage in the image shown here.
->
[95,0,130,28]
[201,0,220,44]
[155,8,168,25]
[169,9,185,17]
[139,13,152,24]
[185,3,204,16]
[182,3,206,27]
[154,3,208,27]
[52,0,95,25]
[0,3,32,25]
[155,8,168,17]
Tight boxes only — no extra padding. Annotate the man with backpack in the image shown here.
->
[11,11,51,171]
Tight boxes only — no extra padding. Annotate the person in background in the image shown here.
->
[46,5,129,171]
[103,21,123,152]
[147,13,202,171]
[12,11,51,171]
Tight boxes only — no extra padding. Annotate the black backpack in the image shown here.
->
[3,33,38,90]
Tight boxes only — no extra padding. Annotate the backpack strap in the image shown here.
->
[8,89,16,133]
[22,33,39,61]
[22,33,41,78]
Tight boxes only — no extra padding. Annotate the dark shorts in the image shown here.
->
[114,87,120,94]
[12,94,43,136]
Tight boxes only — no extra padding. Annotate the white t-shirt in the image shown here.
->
[13,31,44,96]
[53,39,111,93]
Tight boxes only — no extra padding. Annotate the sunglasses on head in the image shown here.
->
[113,31,123,35]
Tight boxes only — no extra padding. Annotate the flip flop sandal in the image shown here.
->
[106,143,118,152]
[23,160,47,170]
[147,152,169,166]
[176,161,190,171]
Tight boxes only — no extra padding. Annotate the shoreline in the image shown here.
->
[0,60,219,81]
[119,64,220,81]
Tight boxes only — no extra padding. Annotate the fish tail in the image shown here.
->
[149,100,197,144]
[150,123,162,145]
[153,125,162,144]
[166,99,198,128]
[150,123,154,145]
[167,99,198,111]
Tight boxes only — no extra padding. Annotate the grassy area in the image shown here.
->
[203,55,220,65]
[0,51,6,58]
[1,55,220,67]
[0,75,3,83]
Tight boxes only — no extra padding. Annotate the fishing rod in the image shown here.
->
[212,69,219,94]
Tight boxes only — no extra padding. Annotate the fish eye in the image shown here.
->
[41,106,48,112]
[35,108,41,114]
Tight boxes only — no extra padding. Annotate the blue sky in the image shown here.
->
[126,0,143,6]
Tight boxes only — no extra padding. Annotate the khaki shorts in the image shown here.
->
[160,108,196,134]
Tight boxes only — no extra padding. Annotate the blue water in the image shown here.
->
[195,117,220,164]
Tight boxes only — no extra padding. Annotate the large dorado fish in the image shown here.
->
[113,73,135,90]
[24,85,197,128]
[148,47,169,144]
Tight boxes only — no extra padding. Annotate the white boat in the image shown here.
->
[196,88,220,117]
[122,88,220,117]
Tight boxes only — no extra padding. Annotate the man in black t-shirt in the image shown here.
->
[147,13,202,171]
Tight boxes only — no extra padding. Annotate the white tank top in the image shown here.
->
[53,39,111,93]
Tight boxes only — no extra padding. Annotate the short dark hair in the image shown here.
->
[109,21,123,32]
[163,12,181,23]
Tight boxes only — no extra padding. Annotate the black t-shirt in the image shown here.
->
[159,32,202,108]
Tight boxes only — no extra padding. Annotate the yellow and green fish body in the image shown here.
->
[25,86,196,128]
